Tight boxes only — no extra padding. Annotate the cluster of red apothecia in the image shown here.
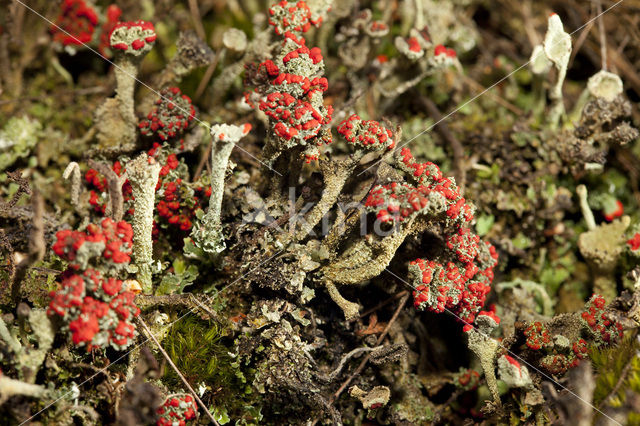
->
[156,394,198,426]
[49,218,140,351]
[522,321,585,374]
[267,0,323,35]
[363,146,497,326]
[50,0,123,56]
[454,368,481,391]
[139,87,196,146]
[523,321,552,351]
[108,20,156,52]
[514,294,623,376]
[245,2,333,163]
[337,114,395,150]
[580,294,624,345]
[86,143,210,238]
[85,85,206,237]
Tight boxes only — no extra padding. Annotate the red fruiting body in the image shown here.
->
[51,218,133,267]
[454,368,481,391]
[603,200,624,222]
[503,355,521,369]
[540,354,570,375]
[51,0,99,46]
[49,219,139,351]
[396,147,474,225]
[139,87,195,142]
[252,1,332,156]
[85,144,208,236]
[477,309,501,325]
[523,321,552,350]
[407,37,422,53]
[537,337,586,374]
[157,394,198,426]
[627,233,640,251]
[369,21,388,33]
[434,44,457,58]
[109,20,156,53]
[446,228,480,264]
[572,339,589,359]
[259,92,332,143]
[268,1,321,35]
[388,148,496,326]
[337,114,395,150]
[409,241,497,326]
[580,294,623,346]
[98,5,122,55]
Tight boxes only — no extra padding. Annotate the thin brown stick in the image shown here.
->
[193,141,212,182]
[87,159,127,222]
[137,317,220,426]
[569,18,595,69]
[308,294,411,426]
[188,0,206,41]
[596,0,608,70]
[350,291,408,322]
[417,96,467,191]
[461,75,523,116]
[331,293,409,401]
[136,294,199,311]
[520,1,540,48]
[5,170,32,208]
[194,48,226,101]
[432,387,465,422]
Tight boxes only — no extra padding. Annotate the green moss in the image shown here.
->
[162,316,259,417]
[591,335,640,422]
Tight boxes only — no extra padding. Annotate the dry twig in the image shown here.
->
[331,292,409,401]
[417,96,467,192]
[87,159,128,221]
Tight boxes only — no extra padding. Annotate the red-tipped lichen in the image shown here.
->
[156,394,198,426]
[139,87,196,143]
[51,0,99,46]
[49,218,139,351]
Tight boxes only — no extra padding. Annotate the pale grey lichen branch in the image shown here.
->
[466,313,501,403]
[190,123,251,256]
[0,376,47,399]
[542,13,571,129]
[0,316,22,354]
[63,161,81,206]
[497,354,533,390]
[109,21,157,142]
[0,308,54,383]
[127,153,161,293]
[576,185,596,231]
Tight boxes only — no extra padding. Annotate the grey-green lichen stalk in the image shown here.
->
[542,13,571,128]
[127,153,161,293]
[465,312,501,403]
[576,184,629,301]
[190,123,251,255]
[108,21,157,142]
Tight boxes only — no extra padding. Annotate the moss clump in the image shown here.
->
[162,316,258,418]
[591,336,640,424]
